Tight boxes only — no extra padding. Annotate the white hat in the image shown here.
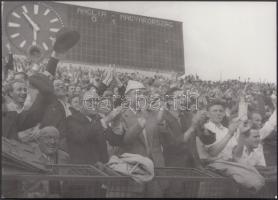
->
[125,80,145,94]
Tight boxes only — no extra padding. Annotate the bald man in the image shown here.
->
[22,126,69,198]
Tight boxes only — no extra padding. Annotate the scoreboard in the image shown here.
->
[2,1,185,72]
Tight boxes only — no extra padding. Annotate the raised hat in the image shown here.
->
[53,27,80,54]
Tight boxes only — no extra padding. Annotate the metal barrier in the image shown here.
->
[2,165,277,198]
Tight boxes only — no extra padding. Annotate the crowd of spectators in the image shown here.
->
[2,43,277,197]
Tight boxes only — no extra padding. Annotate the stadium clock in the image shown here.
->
[6,2,64,59]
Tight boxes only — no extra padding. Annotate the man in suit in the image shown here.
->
[40,78,71,151]
[158,87,202,168]
[36,29,81,150]
[114,80,167,197]
[157,87,203,197]
[40,51,114,151]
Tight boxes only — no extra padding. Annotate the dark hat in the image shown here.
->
[28,73,54,94]
[14,71,28,80]
[207,98,226,110]
[147,78,155,86]
[81,83,97,91]
[53,27,80,54]
[197,128,216,145]
[81,83,106,96]
[103,90,114,97]
[165,87,182,96]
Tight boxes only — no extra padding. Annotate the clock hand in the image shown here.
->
[22,12,40,31]
[32,29,37,45]
[22,12,35,28]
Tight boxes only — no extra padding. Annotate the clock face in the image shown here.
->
[6,2,64,58]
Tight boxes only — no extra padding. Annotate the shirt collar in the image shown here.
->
[7,101,24,113]
[244,145,255,155]
[207,120,225,130]
[58,99,69,107]
[58,99,72,117]
[41,153,51,162]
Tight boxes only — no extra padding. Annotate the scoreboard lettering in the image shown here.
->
[76,6,174,28]
[119,14,174,28]
[77,7,107,22]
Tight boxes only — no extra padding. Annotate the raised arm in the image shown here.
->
[45,51,60,77]
[184,110,207,142]
[232,121,252,162]
[260,109,277,140]
[207,118,240,157]
[16,74,54,132]
[3,43,14,77]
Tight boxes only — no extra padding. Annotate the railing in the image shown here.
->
[2,165,276,198]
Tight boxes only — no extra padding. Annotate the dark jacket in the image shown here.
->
[263,129,277,166]
[40,98,68,138]
[3,56,59,140]
[45,57,59,76]
[2,69,54,140]
[65,108,123,165]
[114,85,126,107]
[158,110,202,168]
[39,96,70,152]
[1,57,56,198]
[22,149,69,198]
[2,94,49,140]
[37,57,69,150]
